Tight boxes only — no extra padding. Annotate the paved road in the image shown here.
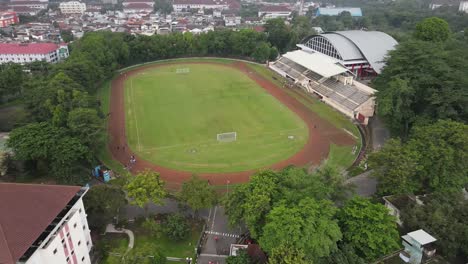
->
[369,116,390,150]
[198,206,244,264]
[346,170,377,197]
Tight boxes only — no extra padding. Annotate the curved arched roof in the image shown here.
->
[303,30,398,74]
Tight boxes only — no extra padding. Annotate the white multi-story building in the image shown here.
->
[122,0,154,7]
[0,183,93,264]
[59,1,87,14]
[173,0,230,12]
[0,43,69,64]
[7,1,48,10]
[460,1,468,12]
[258,5,292,19]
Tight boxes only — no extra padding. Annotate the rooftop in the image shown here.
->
[407,230,437,245]
[0,183,82,264]
[0,43,60,55]
[259,5,291,12]
[173,0,229,5]
[282,49,347,78]
[317,7,362,17]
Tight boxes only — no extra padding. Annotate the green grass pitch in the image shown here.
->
[124,63,308,173]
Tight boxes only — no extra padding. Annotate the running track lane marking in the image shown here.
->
[130,78,143,152]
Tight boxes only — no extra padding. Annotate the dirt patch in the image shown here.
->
[107,61,355,189]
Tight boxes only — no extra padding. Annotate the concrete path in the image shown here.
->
[346,170,377,197]
[369,116,390,150]
[105,224,135,253]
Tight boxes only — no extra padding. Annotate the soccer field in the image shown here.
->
[124,63,308,173]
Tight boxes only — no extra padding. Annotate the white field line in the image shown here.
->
[130,78,143,151]
[140,127,304,152]
[342,128,359,139]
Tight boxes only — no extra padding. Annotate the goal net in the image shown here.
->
[176,68,190,74]
[217,132,237,142]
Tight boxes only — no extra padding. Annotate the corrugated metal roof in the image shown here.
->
[320,33,364,61]
[333,31,398,73]
[316,7,362,17]
[318,31,398,73]
[282,50,347,78]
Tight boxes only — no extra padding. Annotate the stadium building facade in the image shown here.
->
[269,30,397,125]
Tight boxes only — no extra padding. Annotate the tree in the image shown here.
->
[163,214,190,241]
[124,243,166,264]
[414,17,451,42]
[319,244,366,264]
[84,185,127,232]
[369,138,422,195]
[251,42,272,63]
[0,63,25,99]
[142,218,162,238]
[67,108,103,147]
[178,175,216,217]
[338,197,400,261]
[125,170,166,214]
[264,18,293,52]
[259,198,342,260]
[7,122,90,182]
[223,184,249,228]
[375,78,416,137]
[241,171,280,239]
[269,244,308,264]
[373,38,468,137]
[407,120,468,194]
[291,16,315,42]
[226,249,252,264]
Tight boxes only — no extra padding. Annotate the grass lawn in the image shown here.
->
[124,62,308,173]
[101,223,201,264]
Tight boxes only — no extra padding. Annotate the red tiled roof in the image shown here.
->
[259,5,291,12]
[0,43,60,55]
[124,3,153,9]
[0,183,82,264]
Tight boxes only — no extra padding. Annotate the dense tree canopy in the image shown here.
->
[414,17,451,42]
[374,37,468,137]
[370,120,468,195]
[178,175,217,216]
[125,170,166,210]
[259,198,342,260]
[224,167,351,260]
[338,197,400,261]
[84,185,127,232]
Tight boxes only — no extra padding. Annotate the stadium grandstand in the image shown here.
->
[269,49,376,125]
[298,30,398,78]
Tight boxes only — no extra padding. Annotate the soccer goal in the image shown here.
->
[217,132,237,142]
[176,68,190,74]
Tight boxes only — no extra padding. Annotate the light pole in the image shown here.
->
[186,257,193,264]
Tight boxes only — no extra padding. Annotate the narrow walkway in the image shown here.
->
[346,170,377,197]
[105,224,135,253]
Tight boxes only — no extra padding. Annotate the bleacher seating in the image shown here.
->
[270,56,374,112]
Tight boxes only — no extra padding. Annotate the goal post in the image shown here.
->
[217,132,237,142]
